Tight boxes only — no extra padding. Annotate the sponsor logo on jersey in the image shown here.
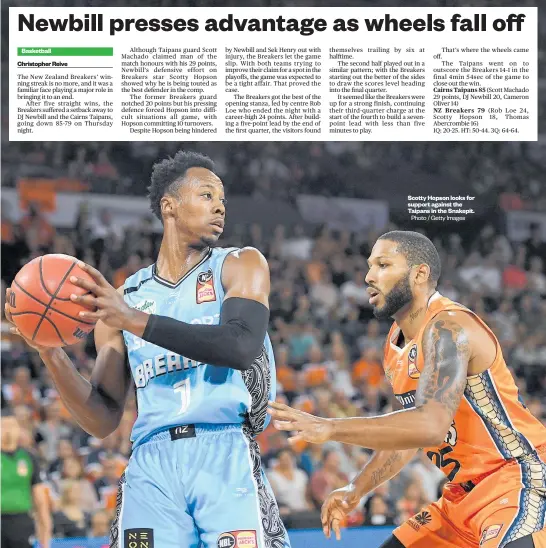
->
[217,531,257,548]
[408,510,431,532]
[480,524,503,545]
[217,533,236,548]
[169,424,196,440]
[17,459,29,477]
[235,531,257,548]
[133,299,156,315]
[394,390,416,409]
[124,528,154,548]
[408,344,420,379]
[414,511,432,526]
[197,269,216,304]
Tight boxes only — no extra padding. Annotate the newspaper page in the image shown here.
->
[9,6,538,140]
[2,2,546,548]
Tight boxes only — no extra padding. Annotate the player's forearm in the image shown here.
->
[131,297,269,370]
[39,348,121,438]
[351,448,417,497]
[330,407,445,450]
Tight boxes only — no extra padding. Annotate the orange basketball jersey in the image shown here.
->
[383,292,546,484]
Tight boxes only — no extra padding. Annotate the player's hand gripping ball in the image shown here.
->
[7,254,98,347]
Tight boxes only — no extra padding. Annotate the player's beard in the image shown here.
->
[373,272,413,320]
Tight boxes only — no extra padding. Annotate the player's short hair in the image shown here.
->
[378,230,442,287]
[147,150,216,222]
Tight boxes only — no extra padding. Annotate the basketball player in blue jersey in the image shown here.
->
[5,151,290,548]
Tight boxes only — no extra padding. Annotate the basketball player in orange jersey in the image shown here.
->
[268,231,546,548]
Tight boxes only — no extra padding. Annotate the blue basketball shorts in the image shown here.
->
[109,424,291,548]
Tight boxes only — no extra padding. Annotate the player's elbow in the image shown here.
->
[83,411,121,439]
[426,428,447,447]
[225,340,260,370]
[427,415,452,446]
[416,405,451,446]
[94,427,117,440]
[219,323,263,370]
[85,421,118,440]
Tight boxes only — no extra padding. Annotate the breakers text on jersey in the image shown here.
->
[133,352,204,388]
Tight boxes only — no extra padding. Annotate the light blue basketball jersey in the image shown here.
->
[122,247,276,448]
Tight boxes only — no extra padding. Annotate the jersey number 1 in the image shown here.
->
[174,380,191,415]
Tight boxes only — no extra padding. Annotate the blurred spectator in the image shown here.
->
[396,481,429,523]
[267,449,313,516]
[353,348,383,390]
[89,208,124,268]
[89,509,111,538]
[309,450,349,509]
[53,481,90,538]
[37,400,72,465]
[20,202,55,251]
[55,458,98,513]
[85,433,127,482]
[524,224,546,269]
[299,444,324,478]
[519,294,543,334]
[113,254,142,289]
[288,320,318,366]
[357,320,384,356]
[364,494,396,526]
[328,334,355,397]
[490,299,518,350]
[309,271,339,319]
[2,366,41,418]
[48,439,77,476]
[280,225,312,260]
[340,270,369,310]
[275,345,297,400]
[302,345,329,390]
[503,245,528,293]
[528,256,546,296]
[270,286,297,325]
[90,149,118,181]
[67,147,91,180]
[93,457,123,511]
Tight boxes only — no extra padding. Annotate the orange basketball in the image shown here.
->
[9,254,97,347]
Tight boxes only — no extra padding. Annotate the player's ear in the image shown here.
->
[160,195,174,220]
[413,263,430,287]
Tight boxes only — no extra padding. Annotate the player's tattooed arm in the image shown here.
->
[415,312,472,441]
[269,311,474,451]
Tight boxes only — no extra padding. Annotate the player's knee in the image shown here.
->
[503,534,535,548]
[378,535,406,548]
